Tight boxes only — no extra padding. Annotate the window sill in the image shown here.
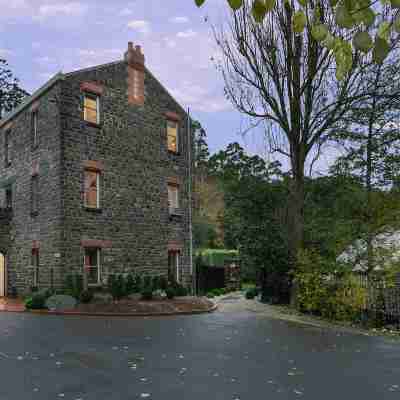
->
[84,121,102,128]
[84,206,102,213]
[169,209,183,220]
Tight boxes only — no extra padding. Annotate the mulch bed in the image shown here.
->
[68,296,214,315]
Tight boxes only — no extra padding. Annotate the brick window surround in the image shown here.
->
[83,161,103,210]
[81,82,103,126]
[166,112,181,154]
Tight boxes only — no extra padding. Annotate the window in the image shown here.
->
[31,175,39,215]
[4,129,11,167]
[31,111,38,148]
[84,170,100,209]
[168,184,179,213]
[31,248,39,287]
[84,247,101,286]
[5,186,12,209]
[167,120,178,153]
[168,251,180,283]
[83,93,99,124]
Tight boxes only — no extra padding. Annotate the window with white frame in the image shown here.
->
[84,247,101,286]
[83,93,99,124]
[167,120,178,153]
[167,184,179,214]
[84,169,100,209]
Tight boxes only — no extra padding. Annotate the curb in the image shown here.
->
[25,303,218,317]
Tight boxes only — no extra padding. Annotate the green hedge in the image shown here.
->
[196,249,239,267]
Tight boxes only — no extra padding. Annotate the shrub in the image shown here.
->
[165,287,175,299]
[108,274,126,300]
[143,275,152,289]
[141,287,153,301]
[134,275,142,293]
[159,276,168,291]
[295,249,367,322]
[25,292,47,310]
[245,287,258,299]
[79,290,93,304]
[64,273,83,299]
[152,276,161,291]
[206,292,215,299]
[125,274,135,295]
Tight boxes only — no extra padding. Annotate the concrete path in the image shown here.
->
[0,293,399,399]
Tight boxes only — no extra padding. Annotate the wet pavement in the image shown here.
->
[0,296,399,399]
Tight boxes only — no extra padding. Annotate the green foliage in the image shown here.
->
[134,275,142,293]
[196,249,239,267]
[160,276,168,291]
[141,286,153,301]
[64,273,83,299]
[165,287,175,299]
[0,58,28,119]
[79,290,93,304]
[125,274,135,295]
[245,287,258,299]
[25,292,47,310]
[152,276,161,291]
[295,250,367,321]
[108,274,126,300]
[206,292,215,299]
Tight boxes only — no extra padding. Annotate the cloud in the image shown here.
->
[37,2,88,18]
[163,37,177,48]
[127,20,150,34]
[170,16,189,24]
[176,29,197,39]
[0,48,13,57]
[119,7,132,16]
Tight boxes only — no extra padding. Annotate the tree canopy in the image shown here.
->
[195,0,400,80]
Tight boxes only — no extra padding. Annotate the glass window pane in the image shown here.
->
[167,121,178,152]
[84,171,98,208]
[84,96,97,110]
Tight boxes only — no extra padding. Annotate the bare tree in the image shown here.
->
[214,0,380,264]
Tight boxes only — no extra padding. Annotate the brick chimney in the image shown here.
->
[124,42,145,106]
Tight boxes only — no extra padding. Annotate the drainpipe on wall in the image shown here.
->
[187,108,194,295]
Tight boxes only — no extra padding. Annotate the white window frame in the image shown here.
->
[168,184,179,214]
[84,248,101,286]
[84,170,100,209]
[83,93,100,124]
[168,251,180,283]
[167,120,179,153]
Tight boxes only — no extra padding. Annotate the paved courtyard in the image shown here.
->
[0,295,399,399]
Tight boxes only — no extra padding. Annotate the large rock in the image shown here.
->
[45,295,77,311]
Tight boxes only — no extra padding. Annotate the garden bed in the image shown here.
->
[30,296,216,316]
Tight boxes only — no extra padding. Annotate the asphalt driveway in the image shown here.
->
[0,295,399,400]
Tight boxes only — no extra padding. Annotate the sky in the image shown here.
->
[0,0,272,157]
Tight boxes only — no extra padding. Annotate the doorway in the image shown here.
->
[0,253,6,297]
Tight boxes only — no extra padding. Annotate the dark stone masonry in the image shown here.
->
[0,42,194,295]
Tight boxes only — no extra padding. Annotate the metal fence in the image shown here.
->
[355,273,400,329]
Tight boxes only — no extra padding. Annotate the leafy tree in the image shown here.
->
[0,59,28,118]
[332,57,400,272]
[212,1,374,267]
[195,0,400,76]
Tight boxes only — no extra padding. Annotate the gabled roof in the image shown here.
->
[0,72,64,129]
[0,57,188,129]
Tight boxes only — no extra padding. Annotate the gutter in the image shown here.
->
[0,72,64,129]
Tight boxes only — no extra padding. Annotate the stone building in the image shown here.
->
[0,42,193,296]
